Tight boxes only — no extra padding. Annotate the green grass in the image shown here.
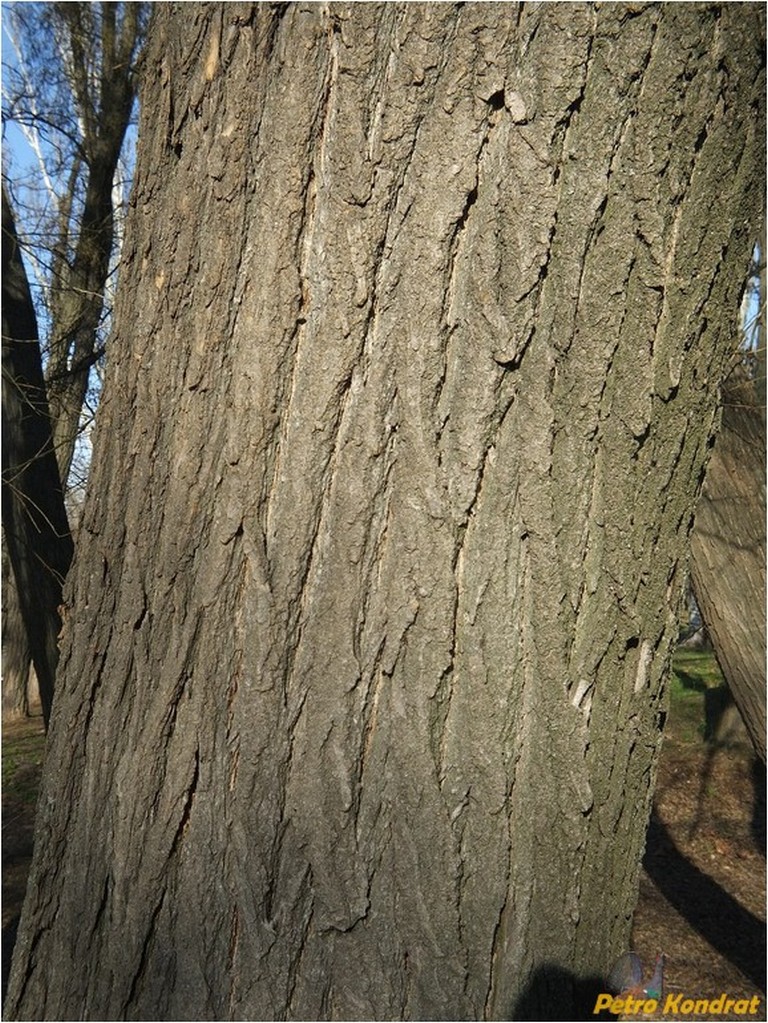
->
[668,648,730,745]
[671,648,725,693]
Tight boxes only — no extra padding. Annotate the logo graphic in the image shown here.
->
[593,950,664,1015]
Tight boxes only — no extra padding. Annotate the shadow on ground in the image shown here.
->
[643,810,766,993]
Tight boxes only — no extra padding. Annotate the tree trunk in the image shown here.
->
[6,4,764,1019]
[1,186,73,729]
[1,541,31,721]
[0,538,41,720]
[690,369,766,763]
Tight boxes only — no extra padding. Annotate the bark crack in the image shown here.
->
[264,33,337,576]
[170,745,200,856]
[227,904,240,1016]
[124,886,169,1015]
[484,837,512,1020]
[291,367,357,630]
[284,867,315,1015]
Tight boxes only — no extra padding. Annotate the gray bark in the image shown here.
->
[691,369,766,763]
[6,4,765,1019]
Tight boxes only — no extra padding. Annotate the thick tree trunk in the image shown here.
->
[1,187,73,729]
[690,370,766,763]
[6,4,764,1019]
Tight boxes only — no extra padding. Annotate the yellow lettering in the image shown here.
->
[664,993,683,1013]
[593,994,614,1014]
[651,990,762,1017]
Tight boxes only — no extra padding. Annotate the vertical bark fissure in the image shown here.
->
[124,886,170,1017]
[264,187,318,579]
[285,877,317,1018]
[441,92,502,326]
[226,904,240,1016]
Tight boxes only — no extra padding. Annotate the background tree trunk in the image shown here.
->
[690,369,766,763]
[0,538,41,720]
[1,186,73,729]
[1,542,32,721]
[6,4,764,1019]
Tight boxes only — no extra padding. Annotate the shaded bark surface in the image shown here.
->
[6,4,764,1020]
[691,371,766,764]
[1,187,73,729]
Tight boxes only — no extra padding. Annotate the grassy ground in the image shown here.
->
[668,648,740,744]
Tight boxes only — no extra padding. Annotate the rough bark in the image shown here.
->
[1,186,73,729]
[6,4,764,1019]
[690,369,766,763]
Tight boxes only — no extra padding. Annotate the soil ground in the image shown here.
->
[2,651,765,1019]
[623,652,766,1022]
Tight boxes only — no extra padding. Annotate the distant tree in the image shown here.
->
[1,1,147,719]
[5,4,764,1020]
[690,364,766,763]
[2,184,72,727]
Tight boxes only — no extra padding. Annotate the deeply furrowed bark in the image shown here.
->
[6,4,764,1019]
